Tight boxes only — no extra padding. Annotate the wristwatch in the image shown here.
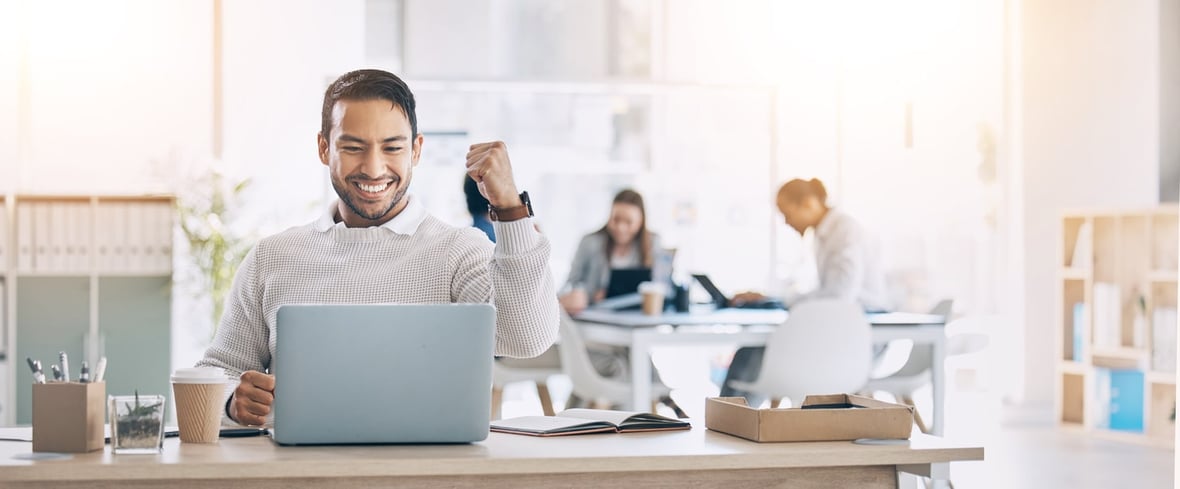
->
[488,191,534,222]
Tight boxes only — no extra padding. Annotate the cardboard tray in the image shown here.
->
[705,394,914,442]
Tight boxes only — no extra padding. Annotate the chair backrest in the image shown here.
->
[758,299,872,401]
[556,311,621,400]
[891,299,955,377]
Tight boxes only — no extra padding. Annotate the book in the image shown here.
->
[491,409,691,437]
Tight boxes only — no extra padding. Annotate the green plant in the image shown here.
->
[176,170,253,338]
[123,390,162,418]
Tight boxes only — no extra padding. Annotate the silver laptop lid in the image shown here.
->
[273,303,495,445]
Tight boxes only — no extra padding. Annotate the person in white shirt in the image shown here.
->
[720,178,891,404]
[197,69,559,427]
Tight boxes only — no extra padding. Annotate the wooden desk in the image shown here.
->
[0,425,982,488]
[574,308,950,434]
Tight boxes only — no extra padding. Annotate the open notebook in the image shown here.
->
[491,409,690,437]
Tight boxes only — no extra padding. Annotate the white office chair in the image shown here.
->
[864,315,989,433]
[557,311,686,416]
[728,299,873,408]
[491,348,563,420]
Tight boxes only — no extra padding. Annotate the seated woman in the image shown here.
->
[559,189,668,381]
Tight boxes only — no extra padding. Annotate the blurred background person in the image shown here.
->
[722,178,891,405]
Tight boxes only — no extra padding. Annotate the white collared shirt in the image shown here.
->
[792,208,892,312]
[313,195,427,235]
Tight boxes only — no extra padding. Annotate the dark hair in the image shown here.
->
[320,69,418,140]
[463,176,489,217]
[778,178,828,206]
[597,189,654,267]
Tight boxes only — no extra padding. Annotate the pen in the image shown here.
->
[79,361,90,383]
[50,364,63,382]
[94,356,107,383]
[58,352,70,383]
[26,357,45,384]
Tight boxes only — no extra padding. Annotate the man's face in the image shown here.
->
[318,98,423,226]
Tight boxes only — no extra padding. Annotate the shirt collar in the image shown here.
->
[814,208,841,240]
[313,195,427,235]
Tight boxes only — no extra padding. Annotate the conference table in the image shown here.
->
[574,307,951,435]
[0,424,983,488]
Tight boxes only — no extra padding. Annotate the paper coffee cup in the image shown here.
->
[638,281,667,316]
[171,368,227,443]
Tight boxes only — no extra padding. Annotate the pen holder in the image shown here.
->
[32,382,106,453]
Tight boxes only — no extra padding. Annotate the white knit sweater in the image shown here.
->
[196,198,559,424]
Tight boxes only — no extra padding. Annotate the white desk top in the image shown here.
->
[575,307,944,328]
[0,425,982,483]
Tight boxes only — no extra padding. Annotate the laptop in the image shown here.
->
[605,267,652,299]
[692,274,786,310]
[272,303,495,445]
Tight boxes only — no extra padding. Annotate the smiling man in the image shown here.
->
[196,69,560,427]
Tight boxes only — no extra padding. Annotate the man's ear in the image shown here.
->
[317,132,330,166]
[411,133,424,167]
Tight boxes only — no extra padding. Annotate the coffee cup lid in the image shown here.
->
[171,367,228,384]
[637,281,667,295]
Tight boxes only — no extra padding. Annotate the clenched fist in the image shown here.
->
[466,141,522,209]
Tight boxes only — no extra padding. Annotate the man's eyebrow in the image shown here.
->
[337,134,407,144]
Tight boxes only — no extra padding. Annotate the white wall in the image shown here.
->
[220,0,366,230]
[1020,0,1161,404]
[166,0,369,371]
[3,0,213,194]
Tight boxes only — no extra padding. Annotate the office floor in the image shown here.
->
[497,345,1176,489]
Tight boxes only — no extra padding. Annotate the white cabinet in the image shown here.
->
[3,195,173,425]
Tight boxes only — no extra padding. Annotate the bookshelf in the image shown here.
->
[2,195,174,425]
[1056,206,1178,446]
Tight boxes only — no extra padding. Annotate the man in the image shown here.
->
[721,178,890,405]
[197,69,559,427]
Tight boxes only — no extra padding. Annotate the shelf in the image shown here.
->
[1059,361,1088,375]
[1148,270,1178,282]
[1060,268,1090,280]
[1147,371,1177,385]
[1091,348,1150,370]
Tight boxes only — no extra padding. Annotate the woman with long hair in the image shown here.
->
[559,189,660,314]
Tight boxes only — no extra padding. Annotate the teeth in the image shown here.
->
[358,182,388,193]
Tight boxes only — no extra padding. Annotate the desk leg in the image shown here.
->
[630,335,652,412]
[931,336,946,436]
[898,462,952,488]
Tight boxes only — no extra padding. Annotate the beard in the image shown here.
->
[331,166,412,222]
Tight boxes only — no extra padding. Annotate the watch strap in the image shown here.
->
[488,191,534,222]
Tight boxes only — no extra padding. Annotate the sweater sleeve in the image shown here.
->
[452,219,559,358]
[195,243,270,426]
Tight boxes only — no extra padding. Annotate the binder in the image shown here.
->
[16,203,33,272]
[34,203,51,273]
[153,202,173,273]
[74,202,93,272]
[110,202,127,272]
[126,203,142,273]
[49,203,64,273]
[0,200,7,266]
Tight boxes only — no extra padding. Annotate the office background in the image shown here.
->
[0,0,1176,486]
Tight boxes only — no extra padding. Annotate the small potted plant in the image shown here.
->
[109,391,166,454]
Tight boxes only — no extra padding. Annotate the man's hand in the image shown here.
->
[729,291,767,307]
[229,370,275,426]
[466,141,522,209]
